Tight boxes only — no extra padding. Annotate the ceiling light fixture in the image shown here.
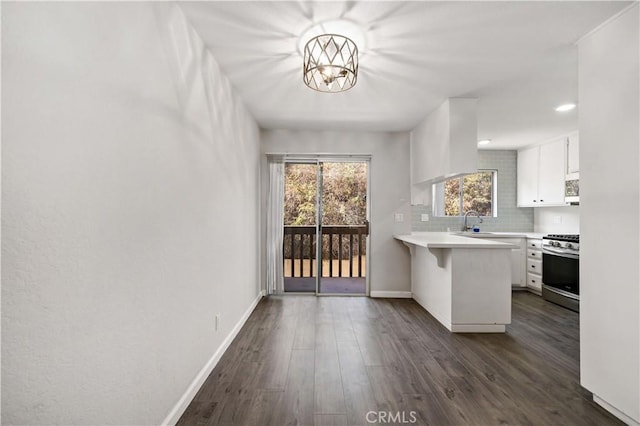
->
[478,139,491,146]
[555,103,576,112]
[303,34,358,93]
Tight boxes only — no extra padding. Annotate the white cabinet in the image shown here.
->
[411,98,478,186]
[527,258,542,275]
[517,147,538,207]
[517,138,567,207]
[486,237,526,288]
[526,238,543,294]
[538,141,567,204]
[567,131,579,174]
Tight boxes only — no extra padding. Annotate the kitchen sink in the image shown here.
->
[453,231,496,237]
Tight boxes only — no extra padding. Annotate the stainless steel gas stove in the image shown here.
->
[542,234,579,312]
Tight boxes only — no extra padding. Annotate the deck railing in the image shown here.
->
[284,224,368,278]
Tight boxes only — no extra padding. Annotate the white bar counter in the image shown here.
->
[395,232,515,333]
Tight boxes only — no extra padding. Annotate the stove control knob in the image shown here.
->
[566,243,573,249]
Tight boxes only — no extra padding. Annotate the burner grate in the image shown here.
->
[544,234,580,243]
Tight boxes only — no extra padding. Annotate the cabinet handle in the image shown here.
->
[531,265,536,268]
[532,280,536,283]
[540,199,544,202]
[532,253,536,256]
[533,200,537,202]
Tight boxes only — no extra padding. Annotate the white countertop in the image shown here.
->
[455,231,545,239]
[394,232,518,249]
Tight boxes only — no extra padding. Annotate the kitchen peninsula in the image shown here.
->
[395,232,515,333]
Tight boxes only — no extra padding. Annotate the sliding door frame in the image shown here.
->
[280,154,371,297]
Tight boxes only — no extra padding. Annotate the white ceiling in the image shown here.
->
[179,1,630,149]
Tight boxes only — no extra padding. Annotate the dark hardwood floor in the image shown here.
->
[178,292,622,426]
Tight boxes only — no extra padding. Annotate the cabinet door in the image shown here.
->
[510,246,524,286]
[489,238,525,287]
[538,139,567,205]
[567,132,579,173]
[517,147,539,207]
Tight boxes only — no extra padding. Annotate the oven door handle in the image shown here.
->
[542,247,579,260]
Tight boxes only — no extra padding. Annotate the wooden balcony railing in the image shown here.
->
[283,224,368,278]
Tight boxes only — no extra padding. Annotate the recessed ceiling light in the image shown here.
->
[555,103,576,112]
[478,139,491,146]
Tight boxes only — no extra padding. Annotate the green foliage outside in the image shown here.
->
[284,163,367,226]
[284,163,367,259]
[444,171,494,216]
[284,164,318,226]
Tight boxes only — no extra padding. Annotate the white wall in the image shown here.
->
[2,3,261,425]
[534,206,580,234]
[260,130,412,295]
[578,4,639,424]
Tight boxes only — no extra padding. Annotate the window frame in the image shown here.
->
[432,170,498,218]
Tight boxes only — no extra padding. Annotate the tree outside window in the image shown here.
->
[433,170,497,217]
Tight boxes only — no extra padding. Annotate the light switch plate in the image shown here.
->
[421,214,429,222]
[394,213,404,222]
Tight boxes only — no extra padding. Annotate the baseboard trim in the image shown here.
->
[161,291,264,425]
[451,324,506,333]
[593,395,640,426]
[370,291,412,298]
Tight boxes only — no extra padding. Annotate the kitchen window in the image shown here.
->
[433,170,497,217]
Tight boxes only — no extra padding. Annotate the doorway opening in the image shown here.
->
[283,160,369,295]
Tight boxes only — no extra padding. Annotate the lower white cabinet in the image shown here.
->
[527,274,542,293]
[487,237,526,288]
[526,238,543,294]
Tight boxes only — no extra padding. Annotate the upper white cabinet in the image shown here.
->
[567,131,579,174]
[538,140,567,204]
[517,147,538,207]
[517,138,567,207]
[411,98,478,186]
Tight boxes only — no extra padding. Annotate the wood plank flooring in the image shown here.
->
[178,292,622,426]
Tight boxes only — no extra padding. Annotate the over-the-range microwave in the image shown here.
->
[565,172,579,204]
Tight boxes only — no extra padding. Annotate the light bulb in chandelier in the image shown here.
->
[318,65,349,85]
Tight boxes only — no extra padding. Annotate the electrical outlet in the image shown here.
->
[215,314,220,331]
[421,214,429,222]
[394,213,404,222]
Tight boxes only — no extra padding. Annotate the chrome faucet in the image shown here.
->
[462,210,483,231]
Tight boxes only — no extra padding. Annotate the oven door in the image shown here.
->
[542,249,579,295]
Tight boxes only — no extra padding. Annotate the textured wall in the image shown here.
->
[411,150,534,232]
[2,3,260,424]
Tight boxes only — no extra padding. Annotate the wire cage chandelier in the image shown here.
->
[303,34,358,93]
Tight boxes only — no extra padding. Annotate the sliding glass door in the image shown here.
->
[317,162,368,294]
[282,159,369,295]
[283,163,317,293]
